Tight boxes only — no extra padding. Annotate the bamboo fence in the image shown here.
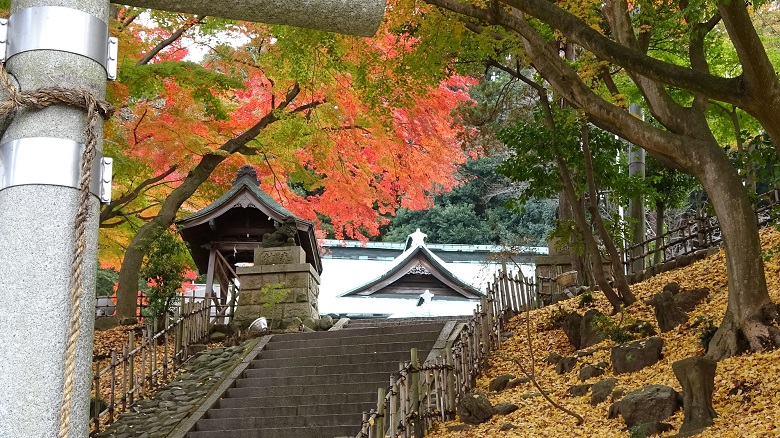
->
[624,188,780,275]
[90,296,211,435]
[355,268,539,438]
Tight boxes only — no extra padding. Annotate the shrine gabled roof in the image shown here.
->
[338,230,484,299]
[175,166,321,275]
[176,175,312,228]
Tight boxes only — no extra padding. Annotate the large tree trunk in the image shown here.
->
[696,144,780,360]
[115,154,229,320]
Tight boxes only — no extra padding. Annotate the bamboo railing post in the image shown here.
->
[409,349,421,437]
[389,375,397,438]
[163,313,169,380]
[445,347,456,418]
[376,387,386,438]
[93,365,101,432]
[109,350,117,424]
[127,331,135,406]
[121,343,128,412]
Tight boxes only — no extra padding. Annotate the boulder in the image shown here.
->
[301,317,318,331]
[568,384,592,397]
[507,377,531,389]
[318,315,334,331]
[561,312,583,349]
[579,364,606,381]
[580,309,605,349]
[646,291,689,332]
[499,423,517,431]
[608,385,681,434]
[663,282,680,294]
[611,337,664,375]
[281,317,301,330]
[458,393,493,425]
[674,288,710,313]
[555,356,577,375]
[493,402,519,416]
[489,374,515,392]
[590,378,617,406]
[544,352,563,365]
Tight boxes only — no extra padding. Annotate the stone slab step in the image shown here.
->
[243,360,402,378]
[272,322,445,340]
[234,371,392,388]
[248,350,422,367]
[196,413,359,430]
[217,392,376,409]
[227,381,386,397]
[256,340,436,359]
[264,330,440,350]
[188,425,357,438]
[206,402,374,419]
[345,317,462,328]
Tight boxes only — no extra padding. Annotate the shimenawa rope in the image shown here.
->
[0,65,113,438]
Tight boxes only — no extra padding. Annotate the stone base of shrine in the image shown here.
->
[234,246,320,328]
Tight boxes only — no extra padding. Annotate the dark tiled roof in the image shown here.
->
[339,245,484,298]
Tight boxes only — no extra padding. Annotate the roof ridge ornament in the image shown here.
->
[405,228,428,250]
[233,165,260,187]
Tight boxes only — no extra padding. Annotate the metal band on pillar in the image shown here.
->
[0,138,113,203]
[0,6,118,79]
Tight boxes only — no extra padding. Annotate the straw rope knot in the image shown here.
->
[0,65,113,438]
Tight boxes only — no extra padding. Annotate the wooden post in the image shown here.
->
[127,331,135,405]
[389,375,397,438]
[409,349,421,437]
[93,366,100,432]
[376,387,386,438]
[445,347,456,419]
[109,351,117,424]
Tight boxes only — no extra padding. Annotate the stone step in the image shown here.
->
[227,381,387,397]
[243,360,401,378]
[217,391,376,409]
[196,413,359,430]
[188,425,357,438]
[271,321,445,340]
[206,402,373,419]
[345,317,464,328]
[249,350,422,367]
[234,371,392,388]
[264,329,441,350]
[255,340,436,359]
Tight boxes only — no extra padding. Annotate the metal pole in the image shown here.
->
[628,103,646,275]
[0,1,109,437]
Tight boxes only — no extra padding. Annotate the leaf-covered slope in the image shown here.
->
[429,228,780,437]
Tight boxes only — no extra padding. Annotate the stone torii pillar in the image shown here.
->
[0,1,384,437]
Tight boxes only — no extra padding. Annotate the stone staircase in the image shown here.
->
[185,320,452,438]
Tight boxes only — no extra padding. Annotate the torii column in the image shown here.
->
[0,1,384,437]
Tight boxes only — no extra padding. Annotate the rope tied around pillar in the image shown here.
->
[0,64,113,438]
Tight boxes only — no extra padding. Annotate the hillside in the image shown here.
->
[428,228,780,437]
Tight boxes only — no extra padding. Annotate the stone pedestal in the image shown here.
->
[234,246,320,328]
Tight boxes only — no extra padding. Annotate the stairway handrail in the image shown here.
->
[356,267,539,437]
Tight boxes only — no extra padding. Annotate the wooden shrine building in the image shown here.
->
[176,165,322,319]
[338,229,483,300]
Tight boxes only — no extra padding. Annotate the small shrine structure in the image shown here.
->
[176,166,321,324]
[338,229,484,300]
